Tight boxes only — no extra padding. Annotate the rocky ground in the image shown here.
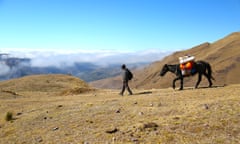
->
[0,83,240,144]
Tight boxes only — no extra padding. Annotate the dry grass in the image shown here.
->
[5,112,13,122]
[0,75,239,143]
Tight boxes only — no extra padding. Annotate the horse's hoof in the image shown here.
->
[179,88,183,90]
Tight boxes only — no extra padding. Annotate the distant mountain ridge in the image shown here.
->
[90,32,240,89]
[0,54,149,82]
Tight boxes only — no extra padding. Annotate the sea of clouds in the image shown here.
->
[1,48,171,67]
[0,48,172,78]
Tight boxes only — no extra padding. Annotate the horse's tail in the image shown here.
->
[206,62,215,81]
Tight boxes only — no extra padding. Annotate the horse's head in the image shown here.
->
[160,64,169,76]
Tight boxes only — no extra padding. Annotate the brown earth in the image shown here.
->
[90,32,240,90]
[0,74,240,143]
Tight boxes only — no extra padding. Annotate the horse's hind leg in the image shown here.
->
[195,74,202,88]
[203,73,212,87]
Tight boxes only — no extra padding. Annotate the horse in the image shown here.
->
[160,61,214,90]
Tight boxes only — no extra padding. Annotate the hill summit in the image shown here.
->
[91,32,240,89]
[0,74,93,98]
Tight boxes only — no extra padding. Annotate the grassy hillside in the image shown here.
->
[90,32,240,89]
[0,74,94,98]
[0,74,239,143]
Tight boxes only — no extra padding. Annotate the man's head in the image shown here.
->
[121,64,126,70]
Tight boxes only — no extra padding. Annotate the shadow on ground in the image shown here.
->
[135,91,153,95]
[182,85,226,90]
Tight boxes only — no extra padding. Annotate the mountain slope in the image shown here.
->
[0,74,93,98]
[90,32,240,89]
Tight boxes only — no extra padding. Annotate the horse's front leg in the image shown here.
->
[172,78,176,89]
[179,77,183,90]
[173,77,183,90]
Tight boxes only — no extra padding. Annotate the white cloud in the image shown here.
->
[0,62,10,76]
[0,48,172,67]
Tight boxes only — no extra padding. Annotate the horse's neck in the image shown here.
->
[168,65,178,74]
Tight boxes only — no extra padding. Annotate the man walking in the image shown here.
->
[119,64,133,96]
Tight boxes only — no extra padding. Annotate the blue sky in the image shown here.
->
[0,0,239,52]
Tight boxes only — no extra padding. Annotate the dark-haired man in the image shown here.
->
[119,64,133,96]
